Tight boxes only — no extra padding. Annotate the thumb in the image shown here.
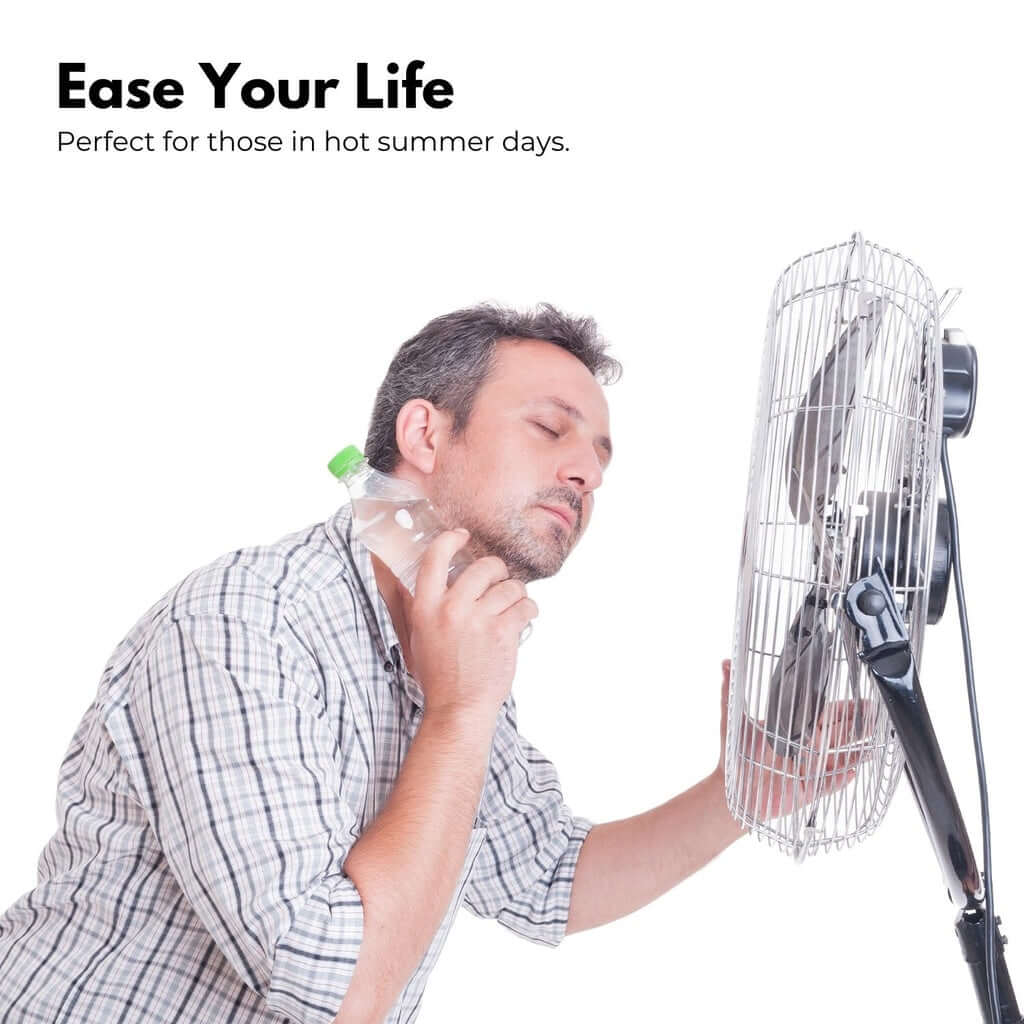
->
[415,528,471,601]
[720,660,732,728]
[717,659,731,773]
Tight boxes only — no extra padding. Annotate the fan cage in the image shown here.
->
[726,234,943,858]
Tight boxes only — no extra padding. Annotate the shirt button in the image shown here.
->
[383,660,394,673]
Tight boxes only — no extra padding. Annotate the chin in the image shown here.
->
[472,512,573,582]
[497,539,564,583]
[525,537,572,581]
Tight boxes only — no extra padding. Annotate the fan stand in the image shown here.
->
[844,562,1020,1024]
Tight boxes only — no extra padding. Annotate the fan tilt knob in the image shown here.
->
[856,589,888,616]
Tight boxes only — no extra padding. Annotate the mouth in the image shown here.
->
[537,504,576,531]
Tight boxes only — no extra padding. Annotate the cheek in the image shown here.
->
[580,495,594,530]
[463,475,512,522]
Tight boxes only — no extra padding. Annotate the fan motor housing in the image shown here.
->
[854,491,951,625]
[942,329,978,438]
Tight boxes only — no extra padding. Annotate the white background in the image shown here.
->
[2,2,1022,1022]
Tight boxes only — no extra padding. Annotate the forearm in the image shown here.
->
[334,706,495,1023]
[565,769,745,935]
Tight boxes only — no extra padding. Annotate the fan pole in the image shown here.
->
[844,563,1021,1024]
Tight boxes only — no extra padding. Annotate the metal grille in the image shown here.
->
[726,233,943,858]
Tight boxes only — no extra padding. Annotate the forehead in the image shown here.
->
[479,338,611,427]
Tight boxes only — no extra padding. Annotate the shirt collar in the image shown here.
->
[324,502,425,708]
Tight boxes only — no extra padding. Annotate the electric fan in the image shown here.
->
[726,233,1019,1023]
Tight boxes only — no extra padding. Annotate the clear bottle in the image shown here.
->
[328,445,473,594]
[329,446,531,643]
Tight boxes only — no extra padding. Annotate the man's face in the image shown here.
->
[428,338,612,582]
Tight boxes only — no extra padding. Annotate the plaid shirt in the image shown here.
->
[0,504,592,1024]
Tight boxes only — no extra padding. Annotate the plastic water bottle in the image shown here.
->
[328,446,531,642]
[328,445,473,594]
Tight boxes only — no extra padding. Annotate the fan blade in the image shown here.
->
[765,586,833,757]
[787,295,887,523]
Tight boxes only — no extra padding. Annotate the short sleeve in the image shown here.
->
[103,613,364,1024]
[463,698,592,947]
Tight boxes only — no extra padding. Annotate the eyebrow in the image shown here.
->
[530,396,613,463]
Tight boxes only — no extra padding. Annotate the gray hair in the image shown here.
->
[364,303,622,472]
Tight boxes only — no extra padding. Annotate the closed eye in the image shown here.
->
[531,421,560,438]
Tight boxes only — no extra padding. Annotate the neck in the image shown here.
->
[370,554,416,675]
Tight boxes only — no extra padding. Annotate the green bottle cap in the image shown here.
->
[327,445,366,479]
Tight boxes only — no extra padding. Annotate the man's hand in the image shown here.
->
[408,529,538,722]
[567,659,862,937]
[719,658,862,823]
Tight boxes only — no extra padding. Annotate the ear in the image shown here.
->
[394,399,452,475]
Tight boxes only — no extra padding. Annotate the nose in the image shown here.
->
[557,441,604,495]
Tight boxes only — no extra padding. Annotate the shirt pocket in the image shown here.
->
[394,826,487,1023]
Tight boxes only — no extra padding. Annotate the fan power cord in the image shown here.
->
[941,434,1001,1023]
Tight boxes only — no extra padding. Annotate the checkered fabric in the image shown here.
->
[0,504,591,1023]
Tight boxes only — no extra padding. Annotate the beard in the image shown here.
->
[430,464,582,582]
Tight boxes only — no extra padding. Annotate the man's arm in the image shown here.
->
[335,533,538,1022]
[332,705,494,1023]
[566,769,742,934]
[566,661,744,934]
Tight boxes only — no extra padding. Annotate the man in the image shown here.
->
[0,304,762,1023]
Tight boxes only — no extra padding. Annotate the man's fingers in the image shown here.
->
[500,595,539,631]
[477,578,529,616]
[449,555,512,603]
[820,765,858,796]
[824,743,865,774]
[415,529,471,602]
[816,700,873,748]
